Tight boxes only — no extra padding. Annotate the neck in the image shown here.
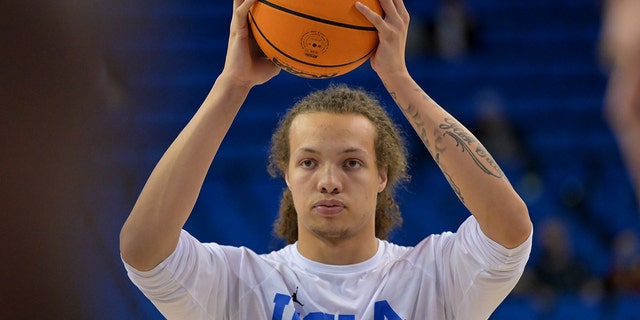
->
[296,233,379,265]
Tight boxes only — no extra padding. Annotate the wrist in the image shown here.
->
[378,70,412,91]
[214,72,254,96]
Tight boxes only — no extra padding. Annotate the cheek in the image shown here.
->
[285,166,304,189]
[288,183,310,219]
[364,191,379,211]
[286,171,302,190]
[286,173,309,205]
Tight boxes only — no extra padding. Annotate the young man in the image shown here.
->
[120,0,533,319]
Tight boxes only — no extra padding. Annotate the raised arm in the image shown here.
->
[357,0,531,248]
[119,0,280,271]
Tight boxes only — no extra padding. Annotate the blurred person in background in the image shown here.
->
[605,229,640,294]
[531,219,592,296]
[425,0,478,61]
[600,0,640,211]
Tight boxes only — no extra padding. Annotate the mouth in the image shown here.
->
[313,199,345,216]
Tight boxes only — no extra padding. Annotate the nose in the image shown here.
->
[317,164,342,194]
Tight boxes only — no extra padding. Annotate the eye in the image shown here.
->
[299,159,316,169]
[344,159,363,169]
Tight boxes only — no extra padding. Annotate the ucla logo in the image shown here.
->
[271,293,403,320]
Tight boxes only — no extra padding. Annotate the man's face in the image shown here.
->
[285,112,388,242]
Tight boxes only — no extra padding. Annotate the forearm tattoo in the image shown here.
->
[390,88,431,154]
[389,86,505,203]
[438,118,504,179]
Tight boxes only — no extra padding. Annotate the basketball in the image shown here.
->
[248,0,383,79]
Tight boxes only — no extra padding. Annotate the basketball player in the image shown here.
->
[120,0,533,319]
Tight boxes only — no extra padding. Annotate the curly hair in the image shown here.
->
[267,84,409,244]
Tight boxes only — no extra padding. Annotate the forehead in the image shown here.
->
[288,112,377,149]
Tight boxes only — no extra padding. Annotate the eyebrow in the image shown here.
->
[296,147,368,155]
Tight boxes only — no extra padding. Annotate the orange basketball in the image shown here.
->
[248,0,383,79]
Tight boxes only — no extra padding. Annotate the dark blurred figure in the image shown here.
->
[425,0,478,61]
[605,229,640,294]
[528,218,604,314]
[473,89,527,173]
[533,219,591,293]
[600,0,640,211]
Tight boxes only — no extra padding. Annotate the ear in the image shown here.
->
[285,172,291,188]
[377,166,388,193]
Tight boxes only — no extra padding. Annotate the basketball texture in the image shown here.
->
[248,0,383,79]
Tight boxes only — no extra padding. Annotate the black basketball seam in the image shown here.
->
[257,0,377,31]
[249,10,377,69]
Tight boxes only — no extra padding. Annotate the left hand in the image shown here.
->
[356,0,410,80]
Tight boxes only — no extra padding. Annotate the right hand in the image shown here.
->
[221,0,280,89]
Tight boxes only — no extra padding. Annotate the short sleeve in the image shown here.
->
[444,216,532,319]
[122,230,230,320]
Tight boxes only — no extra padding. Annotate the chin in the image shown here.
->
[309,227,354,240]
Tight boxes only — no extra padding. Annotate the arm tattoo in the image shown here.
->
[434,138,465,203]
[389,86,504,203]
[391,87,429,150]
[439,118,504,179]
[391,87,465,201]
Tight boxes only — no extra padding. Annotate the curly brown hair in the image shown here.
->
[267,84,409,244]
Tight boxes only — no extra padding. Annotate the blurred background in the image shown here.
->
[2,0,639,318]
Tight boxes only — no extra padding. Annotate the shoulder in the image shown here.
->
[453,216,532,267]
[380,227,455,263]
[127,231,287,277]
[382,216,532,268]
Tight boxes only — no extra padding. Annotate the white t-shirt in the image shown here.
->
[124,216,532,320]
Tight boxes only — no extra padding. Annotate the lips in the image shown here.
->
[313,199,345,215]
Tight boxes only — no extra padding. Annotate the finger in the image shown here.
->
[378,0,404,23]
[233,0,258,27]
[377,0,396,18]
[238,0,258,13]
[233,0,258,11]
[355,1,384,29]
[392,0,410,23]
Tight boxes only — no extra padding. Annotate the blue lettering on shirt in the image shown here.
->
[272,293,401,320]
[374,300,402,320]
[272,293,301,320]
